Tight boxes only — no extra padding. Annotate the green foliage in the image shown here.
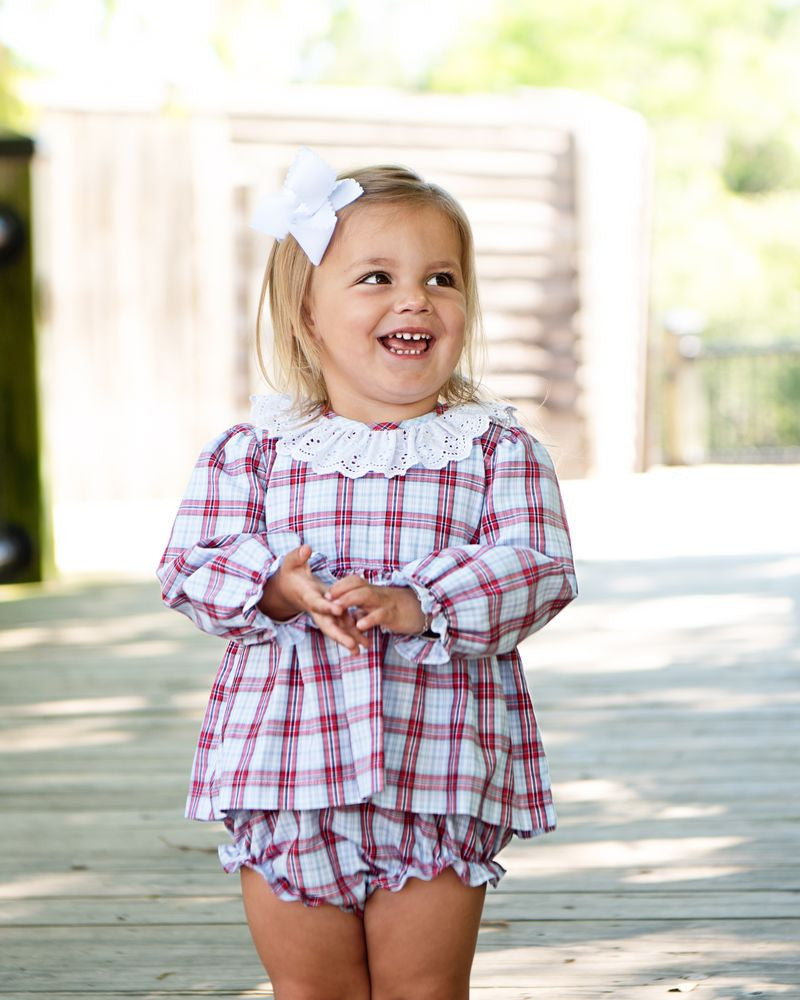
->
[775,363,800,441]
[0,41,26,130]
[703,352,800,455]
[0,0,35,132]
[424,0,800,344]
[723,132,800,194]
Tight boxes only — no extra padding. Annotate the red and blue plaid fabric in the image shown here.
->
[219,804,515,914]
[157,406,577,834]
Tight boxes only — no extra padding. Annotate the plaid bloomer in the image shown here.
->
[220,803,514,915]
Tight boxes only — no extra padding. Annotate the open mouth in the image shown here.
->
[378,332,433,356]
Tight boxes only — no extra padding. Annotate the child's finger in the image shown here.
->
[326,585,375,610]
[325,575,367,600]
[308,593,346,616]
[343,618,370,648]
[336,613,370,648]
[314,597,347,618]
[284,543,312,569]
[348,619,371,648]
[319,616,367,652]
[355,609,384,631]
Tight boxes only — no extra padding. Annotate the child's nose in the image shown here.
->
[392,284,432,313]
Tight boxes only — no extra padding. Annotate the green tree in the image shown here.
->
[0,41,26,130]
[424,0,800,343]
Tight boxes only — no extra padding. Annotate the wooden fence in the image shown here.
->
[662,331,800,464]
[32,88,651,533]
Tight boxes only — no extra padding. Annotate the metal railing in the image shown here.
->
[663,331,800,464]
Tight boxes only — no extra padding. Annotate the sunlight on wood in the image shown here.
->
[5,695,150,717]
[653,805,727,820]
[625,866,748,885]
[608,594,793,632]
[0,871,97,900]
[170,690,216,711]
[554,779,639,802]
[0,614,175,650]
[551,686,800,711]
[0,718,134,752]
[108,640,182,658]
[501,836,747,875]
[472,929,797,984]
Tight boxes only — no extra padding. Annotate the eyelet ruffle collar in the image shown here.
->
[249,394,516,479]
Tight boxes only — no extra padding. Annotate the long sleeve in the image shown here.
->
[392,426,577,661]
[157,424,308,645]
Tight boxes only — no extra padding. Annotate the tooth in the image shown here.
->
[387,345,424,355]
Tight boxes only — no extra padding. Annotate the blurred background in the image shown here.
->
[1,0,799,581]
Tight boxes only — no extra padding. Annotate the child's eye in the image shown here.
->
[360,272,391,285]
[427,271,456,287]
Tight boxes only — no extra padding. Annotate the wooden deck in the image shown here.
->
[2,542,799,996]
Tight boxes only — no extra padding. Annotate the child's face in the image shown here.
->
[303,202,466,424]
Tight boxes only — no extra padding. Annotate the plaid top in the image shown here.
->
[157,398,577,834]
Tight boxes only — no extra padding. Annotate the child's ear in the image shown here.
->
[301,299,317,337]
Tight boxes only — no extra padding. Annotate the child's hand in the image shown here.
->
[324,576,427,636]
[259,545,368,654]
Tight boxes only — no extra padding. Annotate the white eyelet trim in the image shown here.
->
[249,394,516,479]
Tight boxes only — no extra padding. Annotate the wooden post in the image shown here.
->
[662,319,707,465]
[0,132,46,582]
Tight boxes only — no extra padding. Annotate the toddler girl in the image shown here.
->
[158,147,577,1000]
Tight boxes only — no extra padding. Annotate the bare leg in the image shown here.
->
[240,866,371,1000]
[364,867,487,1000]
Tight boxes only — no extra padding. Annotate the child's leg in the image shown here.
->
[240,866,371,1000]
[363,867,487,1000]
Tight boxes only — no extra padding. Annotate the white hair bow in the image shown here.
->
[250,147,364,266]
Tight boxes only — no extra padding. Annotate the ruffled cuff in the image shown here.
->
[242,552,313,647]
[387,570,451,664]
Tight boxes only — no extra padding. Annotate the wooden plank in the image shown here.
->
[39,825,800,858]
[4,845,797,877]
[7,740,796,776]
[481,314,577,343]
[480,277,579,315]
[4,740,800,783]
[0,995,275,1000]
[4,714,794,756]
[233,136,570,181]
[3,809,800,845]
[4,692,799,735]
[1,922,798,992]
[3,889,799,927]
[229,114,571,153]
[1,992,793,1000]
[3,864,796,903]
[0,994,292,1000]
[3,991,795,1000]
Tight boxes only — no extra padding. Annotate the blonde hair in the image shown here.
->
[256,164,485,413]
